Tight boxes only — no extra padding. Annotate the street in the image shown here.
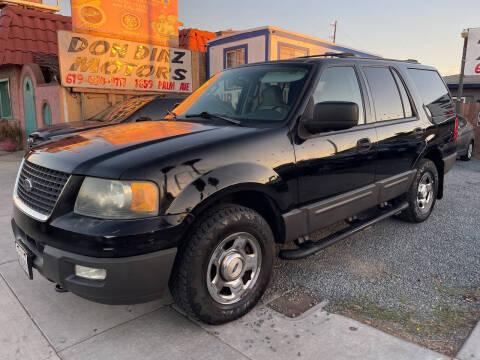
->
[0,152,479,360]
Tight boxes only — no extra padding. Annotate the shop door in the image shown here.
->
[23,76,36,136]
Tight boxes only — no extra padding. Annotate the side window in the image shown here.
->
[458,117,467,128]
[363,67,404,121]
[0,80,13,119]
[313,67,365,125]
[225,47,247,70]
[391,69,413,118]
[407,69,454,122]
[279,45,309,60]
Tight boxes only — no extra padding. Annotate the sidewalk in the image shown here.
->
[0,259,459,360]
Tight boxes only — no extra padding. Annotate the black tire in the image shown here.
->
[169,204,275,324]
[397,159,438,223]
[461,141,474,161]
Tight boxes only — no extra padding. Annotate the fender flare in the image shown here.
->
[165,163,283,215]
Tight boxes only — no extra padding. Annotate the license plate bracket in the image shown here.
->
[16,241,33,280]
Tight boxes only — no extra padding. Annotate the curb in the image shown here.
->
[457,321,480,360]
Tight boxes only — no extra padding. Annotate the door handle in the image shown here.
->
[357,138,372,152]
[413,127,424,138]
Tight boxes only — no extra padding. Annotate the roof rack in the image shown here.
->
[298,52,420,64]
[298,52,358,59]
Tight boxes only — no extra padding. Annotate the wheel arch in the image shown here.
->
[186,184,286,245]
[416,147,444,199]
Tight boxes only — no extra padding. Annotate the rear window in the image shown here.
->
[363,67,405,121]
[407,69,454,123]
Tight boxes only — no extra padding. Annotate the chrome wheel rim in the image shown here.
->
[206,232,262,305]
[468,143,473,159]
[417,172,434,214]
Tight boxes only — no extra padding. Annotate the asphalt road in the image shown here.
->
[266,159,480,356]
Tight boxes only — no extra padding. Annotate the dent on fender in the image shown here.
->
[164,162,284,214]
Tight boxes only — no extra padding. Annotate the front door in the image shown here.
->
[294,65,377,232]
[23,76,36,136]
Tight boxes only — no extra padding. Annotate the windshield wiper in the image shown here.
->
[166,110,178,119]
[185,112,242,126]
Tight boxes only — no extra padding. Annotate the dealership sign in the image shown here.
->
[465,27,480,76]
[58,30,192,93]
[71,0,179,46]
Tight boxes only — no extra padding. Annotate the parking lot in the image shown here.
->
[0,152,479,360]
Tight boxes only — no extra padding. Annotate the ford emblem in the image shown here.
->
[24,178,34,192]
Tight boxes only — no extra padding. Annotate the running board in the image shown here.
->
[279,202,409,260]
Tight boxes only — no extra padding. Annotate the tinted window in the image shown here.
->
[137,98,186,120]
[363,67,404,121]
[408,69,454,122]
[89,97,157,123]
[313,67,365,124]
[391,69,413,118]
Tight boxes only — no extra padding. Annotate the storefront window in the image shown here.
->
[225,46,247,69]
[0,80,12,118]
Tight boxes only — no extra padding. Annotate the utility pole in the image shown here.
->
[457,29,469,113]
[331,20,338,43]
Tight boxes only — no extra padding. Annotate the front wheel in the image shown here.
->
[397,159,438,223]
[169,204,275,324]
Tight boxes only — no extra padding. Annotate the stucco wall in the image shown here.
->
[20,63,62,128]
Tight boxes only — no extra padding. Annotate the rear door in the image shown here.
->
[294,65,378,230]
[361,65,424,201]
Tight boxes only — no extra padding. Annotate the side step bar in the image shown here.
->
[279,202,409,260]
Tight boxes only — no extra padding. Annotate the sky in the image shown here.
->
[52,0,480,76]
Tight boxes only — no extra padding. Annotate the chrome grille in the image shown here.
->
[16,161,69,217]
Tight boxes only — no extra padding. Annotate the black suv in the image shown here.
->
[11,55,457,324]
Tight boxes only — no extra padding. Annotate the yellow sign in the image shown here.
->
[71,0,179,46]
[58,30,192,93]
[0,0,59,13]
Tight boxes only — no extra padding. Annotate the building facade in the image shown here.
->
[0,4,211,148]
[444,74,480,103]
[207,26,378,78]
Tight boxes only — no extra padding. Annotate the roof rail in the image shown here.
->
[298,52,359,59]
[298,52,420,64]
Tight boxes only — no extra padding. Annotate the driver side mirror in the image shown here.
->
[302,101,359,134]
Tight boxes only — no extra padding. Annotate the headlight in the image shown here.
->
[74,177,159,219]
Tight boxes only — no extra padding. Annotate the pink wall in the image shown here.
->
[19,64,62,128]
[0,63,62,148]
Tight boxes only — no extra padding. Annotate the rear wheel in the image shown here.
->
[169,204,275,324]
[398,159,438,223]
[461,141,474,161]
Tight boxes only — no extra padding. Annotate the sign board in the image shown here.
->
[0,0,59,13]
[58,30,192,93]
[465,27,480,76]
[71,0,179,46]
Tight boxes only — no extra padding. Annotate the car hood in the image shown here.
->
[26,121,257,178]
[30,120,115,139]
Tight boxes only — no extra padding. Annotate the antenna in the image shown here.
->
[331,20,338,43]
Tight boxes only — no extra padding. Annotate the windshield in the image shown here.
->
[172,65,311,124]
[89,96,157,122]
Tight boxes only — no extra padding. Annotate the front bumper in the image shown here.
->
[12,219,177,304]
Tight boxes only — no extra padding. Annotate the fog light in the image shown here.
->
[75,265,106,280]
